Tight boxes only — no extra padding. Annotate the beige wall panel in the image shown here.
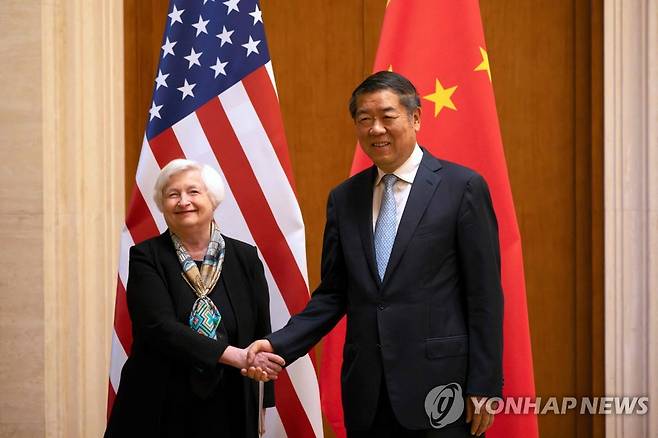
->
[0,0,45,436]
[42,1,124,436]
[0,424,45,437]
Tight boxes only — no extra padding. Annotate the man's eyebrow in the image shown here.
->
[356,106,397,115]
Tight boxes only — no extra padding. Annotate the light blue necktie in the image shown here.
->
[374,174,398,280]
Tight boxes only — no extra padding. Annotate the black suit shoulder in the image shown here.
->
[330,165,376,197]
[436,158,478,177]
[131,232,166,253]
[128,233,177,283]
[222,234,258,258]
[221,234,262,278]
[434,158,484,184]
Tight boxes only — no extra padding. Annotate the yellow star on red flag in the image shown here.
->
[474,46,492,82]
[423,79,457,118]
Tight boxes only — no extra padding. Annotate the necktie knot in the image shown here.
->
[382,173,397,190]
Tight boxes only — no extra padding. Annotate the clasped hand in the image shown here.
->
[240,339,284,382]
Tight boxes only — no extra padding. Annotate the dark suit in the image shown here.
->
[106,232,273,438]
[267,149,503,434]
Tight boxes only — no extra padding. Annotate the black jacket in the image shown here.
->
[106,232,274,437]
[267,149,503,431]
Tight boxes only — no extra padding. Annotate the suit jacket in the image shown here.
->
[106,231,274,437]
[267,149,503,431]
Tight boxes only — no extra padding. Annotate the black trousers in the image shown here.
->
[347,380,475,438]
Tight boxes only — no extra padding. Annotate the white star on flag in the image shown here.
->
[242,35,260,57]
[148,101,163,120]
[216,26,234,47]
[192,15,210,36]
[209,57,228,78]
[184,47,203,68]
[249,5,263,25]
[168,5,184,26]
[161,37,177,58]
[223,0,240,15]
[154,69,169,89]
[177,79,196,100]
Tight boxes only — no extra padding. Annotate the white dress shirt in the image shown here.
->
[372,144,423,232]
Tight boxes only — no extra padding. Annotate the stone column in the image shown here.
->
[604,0,658,436]
[41,0,124,436]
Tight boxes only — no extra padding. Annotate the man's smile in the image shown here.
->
[371,141,391,148]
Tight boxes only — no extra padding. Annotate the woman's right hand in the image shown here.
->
[240,340,286,381]
[219,345,248,369]
[221,345,285,381]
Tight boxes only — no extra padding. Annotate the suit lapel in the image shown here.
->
[356,167,381,286]
[381,151,442,287]
[156,232,195,314]
[214,238,244,339]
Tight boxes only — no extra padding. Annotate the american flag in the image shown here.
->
[108,1,324,436]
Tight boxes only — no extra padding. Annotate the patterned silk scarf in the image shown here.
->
[170,221,225,339]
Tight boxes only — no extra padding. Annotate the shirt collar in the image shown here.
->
[374,144,423,186]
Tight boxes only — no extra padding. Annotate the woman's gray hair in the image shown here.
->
[153,159,226,212]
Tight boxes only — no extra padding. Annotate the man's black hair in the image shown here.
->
[348,71,421,118]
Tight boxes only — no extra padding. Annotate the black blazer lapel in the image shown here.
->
[355,166,381,287]
[155,232,198,318]
[217,239,245,342]
[382,151,442,286]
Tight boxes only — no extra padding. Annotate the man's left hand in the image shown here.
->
[465,396,495,436]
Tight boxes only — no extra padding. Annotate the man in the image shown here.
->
[247,71,503,437]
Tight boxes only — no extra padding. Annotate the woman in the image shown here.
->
[105,159,284,437]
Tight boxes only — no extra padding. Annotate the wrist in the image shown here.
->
[220,346,247,369]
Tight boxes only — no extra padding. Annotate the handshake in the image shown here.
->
[239,339,285,382]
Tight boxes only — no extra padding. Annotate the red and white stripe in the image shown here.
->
[109,62,323,438]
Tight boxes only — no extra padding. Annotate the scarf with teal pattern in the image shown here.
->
[170,221,225,339]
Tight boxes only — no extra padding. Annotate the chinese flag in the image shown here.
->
[319,1,539,437]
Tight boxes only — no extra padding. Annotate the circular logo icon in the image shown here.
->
[424,382,464,429]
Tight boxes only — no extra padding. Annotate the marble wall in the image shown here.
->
[0,1,45,436]
[0,1,124,436]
